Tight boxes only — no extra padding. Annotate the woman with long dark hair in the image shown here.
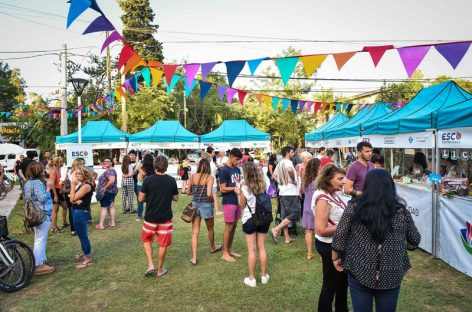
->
[121,155,135,213]
[186,158,221,265]
[302,157,320,260]
[136,154,154,221]
[332,169,421,312]
[313,164,348,312]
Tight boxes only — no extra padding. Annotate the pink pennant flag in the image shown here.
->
[164,65,179,87]
[227,87,238,106]
[306,101,313,112]
[184,64,200,87]
[362,45,394,67]
[397,45,431,77]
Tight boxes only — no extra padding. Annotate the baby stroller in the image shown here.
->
[274,196,298,236]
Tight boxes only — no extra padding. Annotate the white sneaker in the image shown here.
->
[243,277,257,287]
[261,274,270,284]
[135,218,142,222]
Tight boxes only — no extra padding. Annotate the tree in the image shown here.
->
[0,61,25,111]
[118,0,164,61]
[376,71,424,103]
[430,75,472,93]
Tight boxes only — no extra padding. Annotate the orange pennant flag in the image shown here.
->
[147,60,163,69]
[254,93,263,104]
[122,54,146,74]
[300,55,328,77]
[262,95,272,107]
[150,68,164,88]
[321,102,328,113]
[332,51,356,70]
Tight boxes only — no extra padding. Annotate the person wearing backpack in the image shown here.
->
[238,162,271,287]
[24,161,55,275]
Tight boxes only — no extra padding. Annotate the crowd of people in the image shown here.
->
[15,142,425,311]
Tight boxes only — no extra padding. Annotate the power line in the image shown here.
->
[0,2,92,24]
[0,52,59,61]
[0,46,98,54]
[0,11,81,34]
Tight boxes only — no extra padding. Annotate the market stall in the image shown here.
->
[200,120,271,150]
[305,113,349,147]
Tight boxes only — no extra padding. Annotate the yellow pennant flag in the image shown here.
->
[150,68,164,88]
[114,88,123,103]
[262,95,272,107]
[300,54,328,77]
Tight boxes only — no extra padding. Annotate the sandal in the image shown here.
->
[74,254,85,260]
[189,259,197,265]
[95,224,105,230]
[52,227,63,233]
[270,229,278,244]
[76,261,92,269]
[108,224,116,228]
[209,245,222,253]
[144,269,156,277]
[285,238,295,244]
[157,267,168,277]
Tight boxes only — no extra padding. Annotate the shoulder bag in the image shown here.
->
[181,177,206,223]
[24,182,46,228]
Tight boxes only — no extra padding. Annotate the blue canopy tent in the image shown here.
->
[200,120,271,149]
[362,81,472,136]
[128,120,200,149]
[304,113,349,147]
[55,121,128,149]
[323,102,392,141]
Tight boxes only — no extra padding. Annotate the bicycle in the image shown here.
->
[3,172,15,192]
[0,217,35,293]
[0,183,7,200]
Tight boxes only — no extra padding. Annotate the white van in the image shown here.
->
[0,143,25,172]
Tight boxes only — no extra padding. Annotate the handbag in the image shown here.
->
[96,186,106,201]
[24,183,46,228]
[60,176,71,194]
[181,178,205,223]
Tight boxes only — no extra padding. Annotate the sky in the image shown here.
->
[1,0,472,102]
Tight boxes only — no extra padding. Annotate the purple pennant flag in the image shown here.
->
[101,31,123,52]
[184,64,200,87]
[225,61,246,87]
[397,45,431,78]
[123,80,132,92]
[83,16,115,34]
[227,87,238,106]
[306,101,313,112]
[435,42,471,69]
[201,62,218,81]
[299,101,306,113]
[217,85,226,101]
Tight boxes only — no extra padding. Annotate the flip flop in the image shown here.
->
[285,238,295,244]
[221,255,236,263]
[74,254,85,260]
[95,224,105,230]
[144,269,156,277]
[189,259,197,265]
[230,251,241,258]
[270,229,279,244]
[108,224,116,228]
[157,267,168,277]
[210,245,222,253]
[76,261,92,269]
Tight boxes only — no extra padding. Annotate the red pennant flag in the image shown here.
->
[313,102,322,115]
[237,90,248,105]
[164,65,179,86]
[362,45,394,67]
[332,52,356,70]
[118,44,136,70]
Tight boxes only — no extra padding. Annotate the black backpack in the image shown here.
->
[248,192,273,227]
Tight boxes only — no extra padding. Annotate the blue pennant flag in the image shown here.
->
[200,81,212,101]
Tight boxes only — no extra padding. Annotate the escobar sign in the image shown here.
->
[66,145,93,167]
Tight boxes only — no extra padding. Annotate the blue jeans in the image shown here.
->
[136,184,144,218]
[348,273,400,312]
[73,209,92,256]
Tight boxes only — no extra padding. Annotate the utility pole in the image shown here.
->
[60,44,68,135]
[183,90,187,128]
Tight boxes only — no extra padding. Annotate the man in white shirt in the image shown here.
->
[270,146,300,244]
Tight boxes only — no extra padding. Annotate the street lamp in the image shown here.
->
[69,78,89,144]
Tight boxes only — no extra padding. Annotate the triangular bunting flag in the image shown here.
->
[335,103,340,112]
[200,81,212,101]
[184,64,200,87]
[83,15,115,34]
[101,31,123,53]
[281,98,290,112]
[346,104,354,114]
[123,80,135,95]
[164,65,179,87]
[329,103,335,113]
[89,0,104,15]
[275,57,299,86]
[165,74,181,93]
[129,74,139,93]
[217,85,226,101]
[254,94,263,104]
[150,68,163,88]
[332,51,356,70]
[122,54,146,74]
[67,0,91,28]
[185,79,197,98]
[397,45,431,77]
[290,100,299,114]
[300,55,327,77]
[201,62,218,80]
[237,90,248,105]
[141,67,151,87]
[118,44,136,70]
[306,101,313,112]
[247,58,267,75]
[435,42,471,69]
[314,102,322,115]
[321,103,328,113]
[271,97,280,111]
[262,95,272,107]
[362,45,394,67]
[299,101,306,113]
[227,87,238,106]
[225,61,246,87]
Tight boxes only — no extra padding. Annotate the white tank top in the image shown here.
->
[312,190,347,243]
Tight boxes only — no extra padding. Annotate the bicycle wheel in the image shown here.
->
[0,240,35,293]
[4,180,14,192]
[0,188,6,200]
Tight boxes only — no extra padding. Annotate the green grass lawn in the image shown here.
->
[1,191,472,311]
